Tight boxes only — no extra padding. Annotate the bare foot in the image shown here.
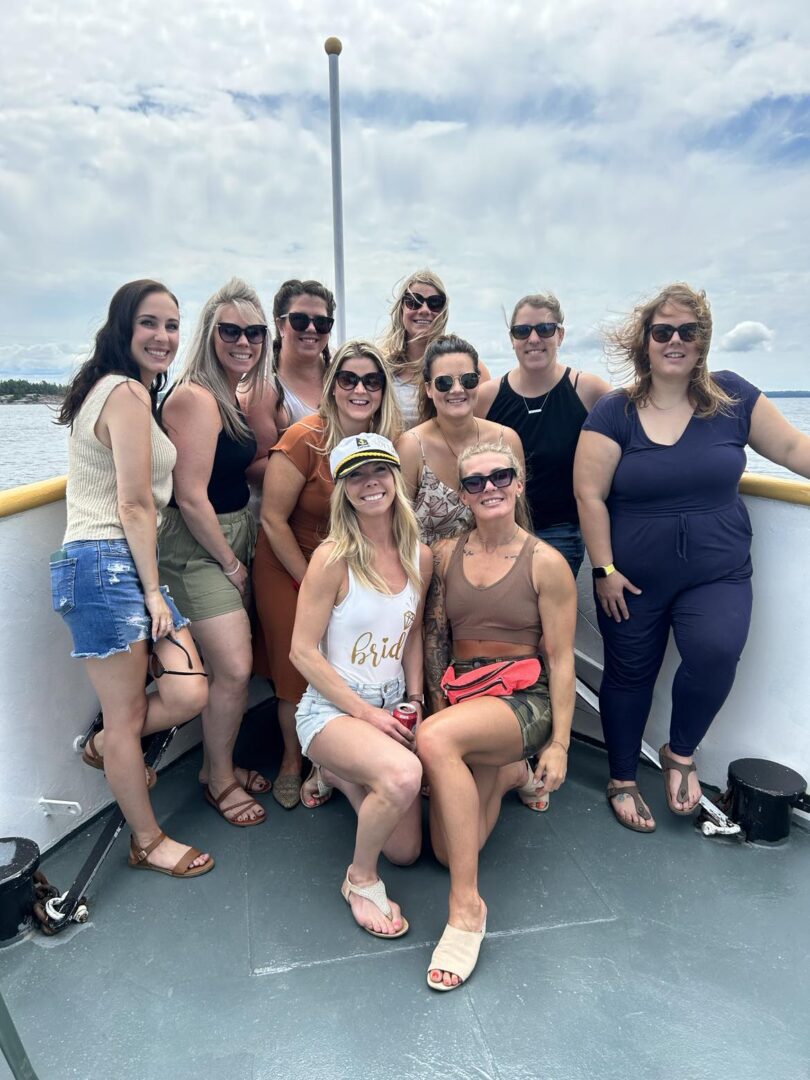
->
[206,778,265,824]
[135,834,211,872]
[344,869,405,936]
[429,899,487,989]
[608,780,656,830]
[661,746,702,811]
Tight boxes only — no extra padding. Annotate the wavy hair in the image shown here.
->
[326,466,421,594]
[318,340,403,453]
[605,283,735,418]
[378,268,449,382]
[457,440,533,532]
[171,277,268,441]
[418,333,480,422]
[57,279,177,427]
[271,278,336,416]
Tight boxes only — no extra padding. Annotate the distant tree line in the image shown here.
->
[0,378,66,400]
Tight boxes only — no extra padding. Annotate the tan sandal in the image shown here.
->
[340,870,409,939]
[300,764,333,808]
[516,760,550,812]
[427,921,487,991]
[205,781,266,827]
[659,744,701,815]
[128,832,214,878]
[82,733,157,789]
[606,782,656,832]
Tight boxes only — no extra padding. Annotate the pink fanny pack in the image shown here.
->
[440,657,542,705]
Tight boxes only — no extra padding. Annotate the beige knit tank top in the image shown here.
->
[63,374,176,543]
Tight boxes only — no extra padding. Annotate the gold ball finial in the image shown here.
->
[324,37,343,55]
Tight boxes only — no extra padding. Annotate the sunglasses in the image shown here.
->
[648,322,700,344]
[216,322,268,345]
[335,369,386,393]
[402,291,446,313]
[510,322,560,340]
[432,372,480,393]
[279,312,335,334]
[460,467,517,495]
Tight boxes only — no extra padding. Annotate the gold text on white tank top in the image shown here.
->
[351,610,415,667]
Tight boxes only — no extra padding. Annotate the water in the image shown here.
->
[1,396,809,492]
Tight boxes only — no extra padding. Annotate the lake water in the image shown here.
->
[2,394,810,492]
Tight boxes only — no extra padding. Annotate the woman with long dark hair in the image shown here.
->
[52,280,211,877]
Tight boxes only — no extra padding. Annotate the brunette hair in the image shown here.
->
[418,334,480,422]
[508,292,564,328]
[57,279,178,427]
[271,279,336,416]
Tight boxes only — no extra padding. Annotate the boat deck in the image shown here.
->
[2,701,809,1080]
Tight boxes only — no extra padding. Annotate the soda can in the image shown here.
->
[393,702,418,731]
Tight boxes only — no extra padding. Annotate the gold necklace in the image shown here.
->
[434,417,480,458]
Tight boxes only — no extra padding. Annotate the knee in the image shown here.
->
[209,653,252,691]
[178,678,209,721]
[682,634,742,677]
[387,836,422,867]
[416,718,450,767]
[379,756,422,808]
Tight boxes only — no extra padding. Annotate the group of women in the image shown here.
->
[52,269,810,990]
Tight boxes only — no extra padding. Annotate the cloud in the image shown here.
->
[718,321,775,352]
[0,344,81,377]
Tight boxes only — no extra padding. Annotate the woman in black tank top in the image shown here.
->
[475,292,610,576]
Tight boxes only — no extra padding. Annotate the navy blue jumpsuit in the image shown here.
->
[582,370,761,779]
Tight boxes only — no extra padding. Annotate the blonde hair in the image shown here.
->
[458,441,533,532]
[378,268,450,382]
[326,467,422,594]
[605,283,735,418]
[509,292,564,328]
[173,278,268,440]
[318,339,403,453]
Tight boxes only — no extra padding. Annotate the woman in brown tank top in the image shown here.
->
[417,442,577,991]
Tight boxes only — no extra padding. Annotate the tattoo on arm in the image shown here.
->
[424,554,451,713]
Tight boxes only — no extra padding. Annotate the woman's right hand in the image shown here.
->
[363,706,417,750]
[145,587,174,642]
[224,559,250,598]
[596,571,641,622]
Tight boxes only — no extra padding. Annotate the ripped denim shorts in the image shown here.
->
[50,539,189,660]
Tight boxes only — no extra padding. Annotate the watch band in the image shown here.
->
[591,563,616,579]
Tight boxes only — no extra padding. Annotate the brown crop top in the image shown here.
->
[444,532,542,646]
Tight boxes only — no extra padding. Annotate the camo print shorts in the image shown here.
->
[450,657,552,759]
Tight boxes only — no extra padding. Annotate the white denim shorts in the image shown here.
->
[295,675,405,757]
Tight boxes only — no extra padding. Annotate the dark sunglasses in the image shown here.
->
[279,312,335,334]
[216,322,268,345]
[460,467,517,495]
[335,369,386,392]
[149,634,209,681]
[510,322,560,340]
[432,372,480,393]
[402,291,446,313]
[647,322,700,344]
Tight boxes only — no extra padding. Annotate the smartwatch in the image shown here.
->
[591,563,616,579]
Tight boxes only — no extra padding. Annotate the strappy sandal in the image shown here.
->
[82,733,157,789]
[606,782,656,833]
[427,921,487,991]
[197,768,271,795]
[128,831,214,878]
[659,744,701,815]
[516,760,550,812]
[340,870,409,939]
[299,764,334,808]
[204,781,267,827]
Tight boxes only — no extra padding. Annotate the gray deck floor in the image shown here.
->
[2,705,809,1080]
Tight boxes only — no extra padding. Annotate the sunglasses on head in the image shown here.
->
[432,372,480,393]
[647,322,700,344]
[402,291,446,313]
[510,322,560,340]
[279,312,335,334]
[459,467,517,495]
[335,369,386,393]
[216,322,268,345]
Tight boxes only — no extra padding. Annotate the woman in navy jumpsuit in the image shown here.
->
[575,283,810,831]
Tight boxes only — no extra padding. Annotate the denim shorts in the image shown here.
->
[534,521,585,578]
[296,675,406,757]
[50,539,189,660]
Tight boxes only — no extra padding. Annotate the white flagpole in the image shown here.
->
[324,37,346,345]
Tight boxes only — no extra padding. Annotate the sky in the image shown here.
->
[1,0,808,388]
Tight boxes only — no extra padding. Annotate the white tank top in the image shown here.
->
[322,563,420,686]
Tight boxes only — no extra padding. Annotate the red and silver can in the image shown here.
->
[393,702,418,731]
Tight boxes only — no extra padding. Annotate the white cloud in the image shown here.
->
[719,321,775,352]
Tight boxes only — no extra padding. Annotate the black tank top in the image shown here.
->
[486,368,586,529]
[163,393,257,515]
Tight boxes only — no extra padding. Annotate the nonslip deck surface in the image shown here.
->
[2,711,809,1080]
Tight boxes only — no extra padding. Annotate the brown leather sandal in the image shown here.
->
[82,733,157,789]
[606,783,656,832]
[205,781,267,827]
[128,832,214,878]
[659,744,701,815]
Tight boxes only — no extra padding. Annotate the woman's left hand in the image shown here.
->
[145,588,174,642]
[533,743,568,794]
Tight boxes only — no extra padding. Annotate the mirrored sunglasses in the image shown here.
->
[432,372,480,393]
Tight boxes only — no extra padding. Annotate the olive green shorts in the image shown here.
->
[451,658,552,759]
[158,505,257,623]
